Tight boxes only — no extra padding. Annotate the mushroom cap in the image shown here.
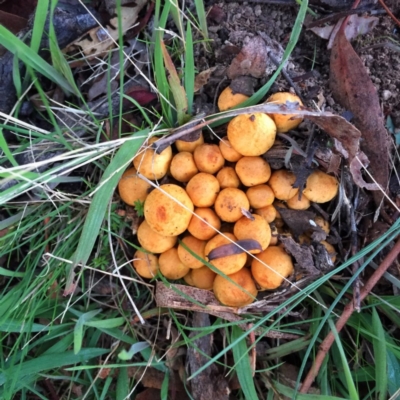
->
[321,240,337,263]
[286,193,311,210]
[254,205,277,223]
[268,169,299,200]
[218,86,250,111]
[190,266,217,290]
[159,247,190,280]
[186,172,220,208]
[133,137,172,180]
[170,152,198,182]
[193,144,225,174]
[246,184,275,209]
[133,250,159,279]
[216,167,241,189]
[314,216,330,234]
[175,132,204,153]
[137,220,177,253]
[118,168,152,206]
[227,113,276,156]
[177,235,206,269]
[266,92,303,133]
[187,207,221,241]
[205,232,247,275]
[219,136,243,162]
[213,268,258,307]
[233,214,271,252]
[214,188,250,223]
[144,184,194,236]
[303,170,339,203]
[235,157,271,187]
[251,246,294,290]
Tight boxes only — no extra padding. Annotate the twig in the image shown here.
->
[378,0,400,28]
[299,236,400,393]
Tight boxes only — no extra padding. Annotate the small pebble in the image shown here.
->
[382,90,392,101]
[255,5,262,16]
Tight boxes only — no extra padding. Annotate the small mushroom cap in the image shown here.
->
[254,205,277,223]
[170,152,198,182]
[205,232,247,275]
[213,268,258,307]
[251,246,294,290]
[144,184,194,236]
[286,193,311,210]
[218,86,250,111]
[176,132,204,153]
[227,113,276,156]
[133,137,172,180]
[191,266,217,290]
[137,220,177,253]
[219,136,243,162]
[246,184,275,208]
[186,172,220,207]
[177,235,206,269]
[133,250,159,279]
[188,207,222,241]
[314,216,330,234]
[216,167,240,189]
[235,157,271,187]
[193,144,225,174]
[266,92,303,133]
[303,170,339,203]
[183,270,195,286]
[159,248,190,280]
[118,168,152,206]
[321,240,337,263]
[214,188,250,223]
[268,169,299,200]
[233,214,271,252]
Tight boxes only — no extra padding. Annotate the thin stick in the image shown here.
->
[378,0,400,28]
[299,236,400,393]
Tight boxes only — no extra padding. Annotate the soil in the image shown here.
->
[202,0,400,123]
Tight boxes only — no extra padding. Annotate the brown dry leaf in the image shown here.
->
[306,114,379,190]
[227,36,269,79]
[329,29,390,203]
[207,239,262,260]
[194,67,217,92]
[310,14,378,49]
[64,3,147,58]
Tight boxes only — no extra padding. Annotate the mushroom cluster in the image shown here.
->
[118,91,339,307]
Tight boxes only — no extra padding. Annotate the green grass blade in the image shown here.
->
[184,23,194,114]
[30,0,49,53]
[0,129,18,166]
[231,325,258,400]
[161,369,170,400]
[328,319,359,400]
[0,349,109,387]
[116,366,129,400]
[69,133,148,289]
[0,26,77,95]
[371,307,388,400]
[74,309,103,354]
[387,350,400,397]
[118,342,150,361]
[273,381,346,400]
[193,0,209,44]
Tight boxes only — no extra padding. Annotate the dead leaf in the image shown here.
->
[227,36,269,79]
[310,14,378,48]
[194,67,216,92]
[64,3,146,58]
[330,29,390,203]
[0,10,27,34]
[207,239,262,260]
